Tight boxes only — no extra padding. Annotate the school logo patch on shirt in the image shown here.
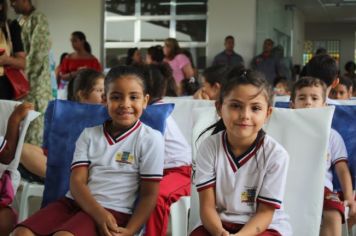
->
[241,188,256,205]
[115,151,135,164]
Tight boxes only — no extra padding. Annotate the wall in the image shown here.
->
[9,0,103,64]
[305,22,356,73]
[207,0,257,66]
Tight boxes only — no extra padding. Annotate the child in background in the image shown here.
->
[191,69,292,236]
[329,76,353,100]
[273,76,290,96]
[0,102,33,236]
[142,64,192,236]
[13,66,164,236]
[20,69,105,181]
[146,45,164,65]
[193,64,232,100]
[290,77,356,236]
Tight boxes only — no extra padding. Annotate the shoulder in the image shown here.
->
[32,11,48,21]
[329,128,344,142]
[175,53,189,62]
[198,131,222,153]
[138,123,164,143]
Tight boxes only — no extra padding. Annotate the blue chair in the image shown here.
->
[42,99,174,207]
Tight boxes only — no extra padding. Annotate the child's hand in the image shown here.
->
[346,200,356,217]
[9,102,34,123]
[114,227,133,236]
[95,209,119,236]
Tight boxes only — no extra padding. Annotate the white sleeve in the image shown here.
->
[330,129,348,166]
[257,146,289,209]
[0,136,6,155]
[139,129,165,181]
[164,116,192,166]
[195,136,216,192]
[71,128,91,169]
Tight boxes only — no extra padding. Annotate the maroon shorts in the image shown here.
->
[190,222,281,236]
[16,197,131,236]
[323,187,345,223]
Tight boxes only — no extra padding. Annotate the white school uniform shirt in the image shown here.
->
[325,128,348,191]
[66,120,164,214]
[163,115,192,169]
[0,135,8,176]
[195,130,292,235]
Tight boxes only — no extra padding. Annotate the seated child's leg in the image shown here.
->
[320,210,342,236]
[0,207,17,236]
[144,166,191,236]
[320,188,344,236]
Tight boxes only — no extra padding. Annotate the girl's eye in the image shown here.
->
[252,106,262,111]
[130,95,139,100]
[312,97,319,101]
[229,103,241,109]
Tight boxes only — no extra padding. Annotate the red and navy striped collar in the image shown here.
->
[103,120,141,145]
[222,130,265,172]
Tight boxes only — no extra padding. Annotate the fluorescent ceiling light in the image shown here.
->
[159,2,205,6]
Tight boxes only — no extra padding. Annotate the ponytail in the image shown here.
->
[84,41,91,54]
[197,118,226,141]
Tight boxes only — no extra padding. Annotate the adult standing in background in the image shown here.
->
[0,0,26,100]
[163,37,194,95]
[10,0,52,146]
[59,31,101,89]
[250,38,282,84]
[212,35,244,67]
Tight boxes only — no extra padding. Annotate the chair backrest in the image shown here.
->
[188,105,335,236]
[42,99,174,207]
[163,97,214,146]
[275,100,356,190]
[0,99,40,191]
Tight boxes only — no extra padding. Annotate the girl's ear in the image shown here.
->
[289,101,295,109]
[143,94,150,109]
[213,82,221,91]
[266,106,273,119]
[215,100,222,117]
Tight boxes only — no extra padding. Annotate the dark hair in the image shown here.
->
[200,68,273,137]
[147,45,164,63]
[67,69,104,102]
[345,61,356,72]
[305,54,338,87]
[224,35,234,42]
[338,76,353,90]
[315,47,327,56]
[273,76,288,87]
[126,47,139,65]
[72,31,91,54]
[203,64,232,86]
[105,65,147,95]
[142,64,172,104]
[59,52,68,64]
[290,76,327,103]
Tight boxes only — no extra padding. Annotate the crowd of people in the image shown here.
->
[0,0,355,235]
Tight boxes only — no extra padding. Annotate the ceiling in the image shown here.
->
[285,0,356,23]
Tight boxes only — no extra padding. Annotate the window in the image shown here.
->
[303,40,340,65]
[104,0,208,69]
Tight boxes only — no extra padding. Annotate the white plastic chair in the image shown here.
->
[188,106,335,236]
[169,196,191,236]
[18,180,44,221]
[0,100,40,217]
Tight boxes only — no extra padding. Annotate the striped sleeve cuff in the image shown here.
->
[257,196,282,209]
[196,178,216,192]
[332,157,348,166]
[140,174,163,182]
[0,139,7,154]
[71,161,91,170]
